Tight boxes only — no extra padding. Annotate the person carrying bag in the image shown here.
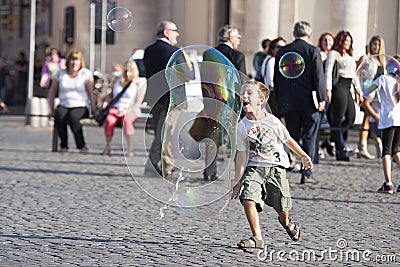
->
[94,81,132,126]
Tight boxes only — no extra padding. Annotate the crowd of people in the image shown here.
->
[1,18,398,252]
[1,20,398,195]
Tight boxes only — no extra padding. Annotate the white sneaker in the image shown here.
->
[291,163,301,173]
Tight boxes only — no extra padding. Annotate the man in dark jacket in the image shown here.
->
[274,21,326,184]
[213,24,246,75]
[143,20,180,176]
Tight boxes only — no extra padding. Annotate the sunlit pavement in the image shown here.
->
[0,115,399,266]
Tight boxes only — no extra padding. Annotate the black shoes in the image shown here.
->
[336,148,350,161]
[320,139,334,156]
[204,174,217,181]
[300,174,318,184]
[144,165,162,176]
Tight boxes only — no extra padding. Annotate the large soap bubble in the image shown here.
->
[160,45,248,211]
[106,7,133,32]
[356,54,400,99]
[125,45,251,214]
[278,52,305,79]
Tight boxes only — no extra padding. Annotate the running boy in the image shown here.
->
[231,80,313,249]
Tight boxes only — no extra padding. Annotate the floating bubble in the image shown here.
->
[356,54,400,99]
[124,45,250,217]
[278,52,305,79]
[106,7,133,32]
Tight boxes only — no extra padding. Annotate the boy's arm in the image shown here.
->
[284,137,313,170]
[231,150,248,199]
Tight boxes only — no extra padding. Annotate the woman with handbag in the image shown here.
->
[325,31,361,161]
[101,60,145,156]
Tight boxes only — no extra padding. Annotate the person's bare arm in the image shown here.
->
[47,80,59,118]
[285,137,313,170]
[85,78,97,114]
[231,150,248,199]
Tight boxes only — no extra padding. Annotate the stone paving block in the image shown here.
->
[1,116,399,266]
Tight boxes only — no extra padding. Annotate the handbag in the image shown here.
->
[94,81,132,126]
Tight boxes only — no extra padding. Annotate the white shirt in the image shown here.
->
[237,114,291,168]
[56,68,92,108]
[260,55,275,89]
[112,77,146,114]
[325,50,360,91]
[373,74,400,129]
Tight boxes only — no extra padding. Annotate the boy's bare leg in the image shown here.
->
[243,200,262,241]
[277,211,300,240]
[277,211,289,226]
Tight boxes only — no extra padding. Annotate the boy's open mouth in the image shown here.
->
[242,101,249,106]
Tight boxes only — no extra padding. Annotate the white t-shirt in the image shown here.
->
[56,68,93,108]
[373,74,400,129]
[112,77,146,113]
[260,55,275,89]
[237,114,291,168]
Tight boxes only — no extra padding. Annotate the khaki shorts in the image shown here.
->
[239,166,292,212]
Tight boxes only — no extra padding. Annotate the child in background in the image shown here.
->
[231,80,312,249]
[366,59,400,193]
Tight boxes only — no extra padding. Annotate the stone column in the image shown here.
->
[231,0,280,76]
[330,0,369,59]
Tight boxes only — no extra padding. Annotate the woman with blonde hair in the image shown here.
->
[101,60,146,156]
[356,35,386,159]
[48,49,96,153]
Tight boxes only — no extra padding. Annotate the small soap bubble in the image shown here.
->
[278,52,305,79]
[106,7,133,32]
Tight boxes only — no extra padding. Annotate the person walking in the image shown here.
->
[200,24,247,181]
[143,20,180,176]
[47,49,97,153]
[253,38,270,82]
[274,21,326,184]
[260,36,286,116]
[40,48,66,90]
[325,30,361,161]
[365,60,400,193]
[356,36,386,159]
[212,24,247,75]
[0,58,11,104]
[317,32,335,159]
[15,51,28,104]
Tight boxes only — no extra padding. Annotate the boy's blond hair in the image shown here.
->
[242,80,270,100]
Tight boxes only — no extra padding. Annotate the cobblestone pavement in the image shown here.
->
[0,115,399,266]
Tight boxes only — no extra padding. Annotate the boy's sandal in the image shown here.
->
[278,217,301,241]
[237,236,265,249]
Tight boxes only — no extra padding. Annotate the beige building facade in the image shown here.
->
[0,0,399,76]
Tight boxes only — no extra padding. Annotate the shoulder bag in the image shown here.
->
[94,81,132,126]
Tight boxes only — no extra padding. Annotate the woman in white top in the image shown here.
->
[101,60,145,156]
[325,31,361,161]
[48,50,96,153]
